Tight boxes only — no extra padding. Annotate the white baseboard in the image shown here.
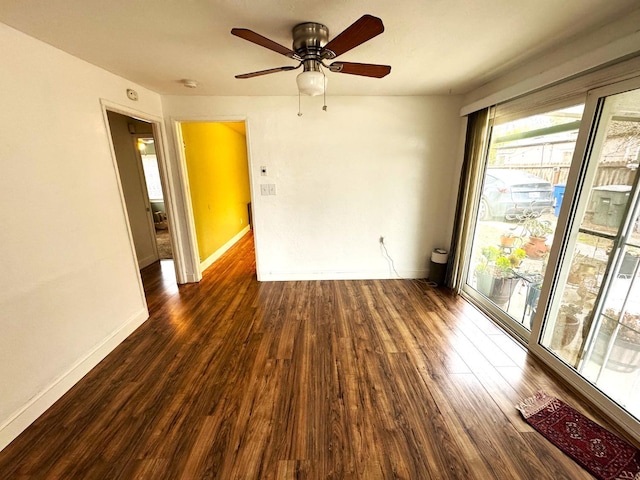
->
[200,226,250,273]
[260,269,428,282]
[184,272,201,283]
[0,308,150,452]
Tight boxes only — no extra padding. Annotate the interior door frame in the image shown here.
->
[100,99,187,284]
[169,115,260,281]
[529,76,640,443]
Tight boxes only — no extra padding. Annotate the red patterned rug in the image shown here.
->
[517,391,640,480]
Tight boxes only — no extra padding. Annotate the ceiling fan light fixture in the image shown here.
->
[296,70,326,96]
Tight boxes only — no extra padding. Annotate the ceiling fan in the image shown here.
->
[231,15,391,97]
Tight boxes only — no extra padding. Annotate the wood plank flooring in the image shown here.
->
[0,231,634,479]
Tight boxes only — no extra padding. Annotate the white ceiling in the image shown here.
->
[1,0,639,97]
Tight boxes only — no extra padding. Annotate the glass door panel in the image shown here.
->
[464,105,584,338]
[542,87,640,422]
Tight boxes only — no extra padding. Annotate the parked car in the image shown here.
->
[479,169,554,221]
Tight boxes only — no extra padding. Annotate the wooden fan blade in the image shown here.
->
[235,65,298,79]
[231,28,301,60]
[329,62,391,78]
[322,15,384,58]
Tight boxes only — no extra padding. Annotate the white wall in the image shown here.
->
[0,24,162,449]
[163,95,464,280]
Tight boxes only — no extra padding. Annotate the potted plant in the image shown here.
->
[499,230,519,247]
[475,246,519,307]
[522,218,553,259]
[550,304,582,349]
[592,309,640,373]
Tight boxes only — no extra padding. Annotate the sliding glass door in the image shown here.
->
[540,84,640,425]
[463,105,584,340]
[458,71,640,440]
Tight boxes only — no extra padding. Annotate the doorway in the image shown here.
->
[135,136,173,261]
[106,111,174,273]
[178,121,254,274]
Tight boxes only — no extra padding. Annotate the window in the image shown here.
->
[464,105,584,340]
[138,138,163,201]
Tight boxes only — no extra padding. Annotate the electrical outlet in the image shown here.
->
[379,236,384,244]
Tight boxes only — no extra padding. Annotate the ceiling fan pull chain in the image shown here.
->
[298,90,303,117]
[322,69,328,111]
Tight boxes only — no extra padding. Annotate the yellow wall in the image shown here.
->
[181,122,250,261]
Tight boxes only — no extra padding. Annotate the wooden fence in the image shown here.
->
[492,162,636,187]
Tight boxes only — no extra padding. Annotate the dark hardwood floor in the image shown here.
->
[0,232,632,479]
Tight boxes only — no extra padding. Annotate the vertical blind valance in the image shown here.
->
[492,55,640,126]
